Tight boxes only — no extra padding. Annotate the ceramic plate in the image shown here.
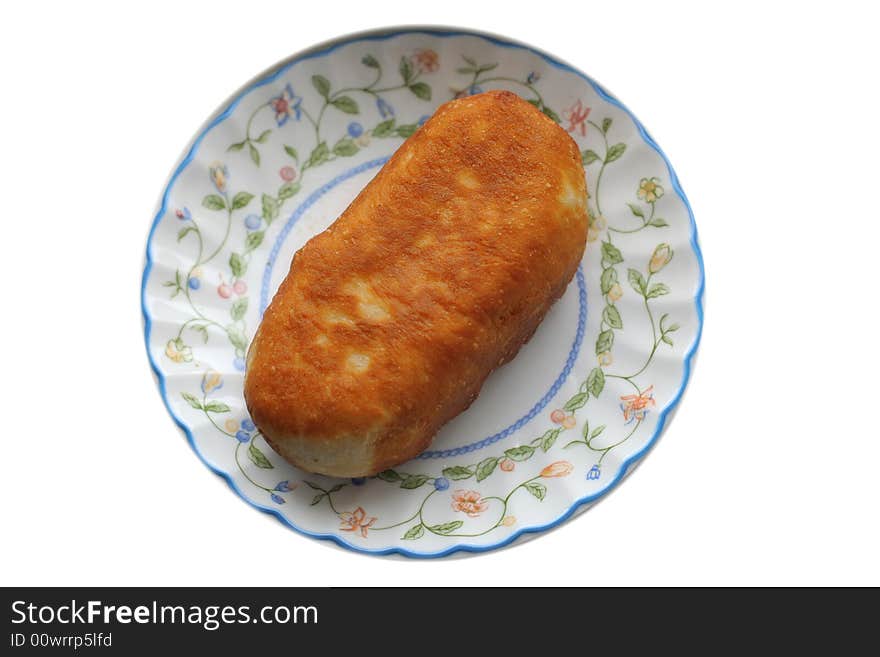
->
[142,27,704,557]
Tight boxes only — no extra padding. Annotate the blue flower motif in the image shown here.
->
[175,207,192,221]
[376,97,395,118]
[244,214,261,231]
[526,71,540,85]
[347,122,364,138]
[241,418,255,432]
[434,477,450,491]
[274,481,291,492]
[351,477,366,486]
[418,114,431,126]
[587,465,601,481]
[233,357,246,372]
[188,277,200,290]
[270,84,303,127]
[235,430,250,443]
[469,85,484,96]
[270,493,286,504]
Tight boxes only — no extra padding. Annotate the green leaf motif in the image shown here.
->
[248,442,273,469]
[430,521,463,535]
[310,494,324,506]
[231,191,254,210]
[627,202,645,218]
[582,150,600,165]
[399,56,413,83]
[662,335,674,346]
[284,145,299,162]
[306,141,329,169]
[540,428,561,452]
[587,367,606,397]
[332,138,359,157]
[649,217,669,227]
[524,481,547,501]
[328,483,345,494]
[542,106,561,123]
[442,466,474,481]
[202,194,226,211]
[227,326,248,352]
[563,392,588,412]
[590,425,606,439]
[596,330,614,354]
[372,118,396,138]
[601,241,624,265]
[628,268,647,295]
[181,392,202,410]
[476,457,499,482]
[248,143,260,166]
[303,481,324,491]
[231,297,248,321]
[600,267,618,294]
[400,474,429,489]
[403,524,424,540]
[204,401,230,413]
[255,129,272,144]
[227,141,245,152]
[191,325,209,343]
[647,283,670,298]
[261,193,279,222]
[331,96,359,114]
[245,231,264,252]
[361,54,380,69]
[603,304,623,329]
[602,117,613,134]
[177,225,196,242]
[504,445,536,462]
[229,252,245,278]
[605,143,626,163]
[312,74,330,98]
[377,469,402,482]
[409,82,431,100]
[278,182,300,200]
[396,124,418,138]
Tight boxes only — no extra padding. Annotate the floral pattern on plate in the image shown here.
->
[142,28,704,557]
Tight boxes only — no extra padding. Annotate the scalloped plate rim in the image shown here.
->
[140,25,705,558]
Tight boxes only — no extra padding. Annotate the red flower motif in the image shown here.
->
[562,99,591,137]
[620,385,656,424]
[339,507,376,537]
[412,49,439,73]
[451,490,488,518]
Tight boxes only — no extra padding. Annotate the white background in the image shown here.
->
[2,1,878,586]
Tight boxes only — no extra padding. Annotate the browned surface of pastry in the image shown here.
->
[244,90,588,477]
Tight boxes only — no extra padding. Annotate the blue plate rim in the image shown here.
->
[141,25,706,559]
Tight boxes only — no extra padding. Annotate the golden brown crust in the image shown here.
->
[244,90,588,477]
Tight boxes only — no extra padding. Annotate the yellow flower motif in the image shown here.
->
[598,351,613,367]
[648,243,673,274]
[201,370,223,395]
[562,414,577,429]
[638,177,664,203]
[165,338,192,363]
[355,133,372,148]
[209,161,229,193]
[224,419,238,433]
[540,461,574,478]
[501,516,516,527]
[608,283,623,302]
